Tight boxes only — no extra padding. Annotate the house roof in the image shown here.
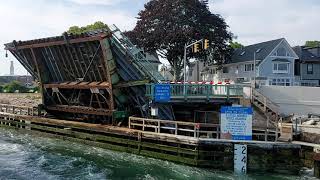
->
[293,46,320,63]
[231,38,284,63]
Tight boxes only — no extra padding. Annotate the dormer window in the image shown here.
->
[276,47,286,56]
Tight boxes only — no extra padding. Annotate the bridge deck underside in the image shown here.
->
[4,30,174,121]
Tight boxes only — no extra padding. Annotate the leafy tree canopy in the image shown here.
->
[230,41,244,49]
[305,41,320,48]
[3,81,28,93]
[67,21,108,34]
[126,0,233,80]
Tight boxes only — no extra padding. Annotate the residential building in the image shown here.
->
[160,65,174,81]
[293,46,320,86]
[192,38,300,86]
[187,61,205,82]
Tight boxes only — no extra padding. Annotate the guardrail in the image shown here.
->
[129,116,220,138]
[129,117,278,141]
[145,84,244,100]
[0,104,38,116]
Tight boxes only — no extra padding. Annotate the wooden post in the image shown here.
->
[275,115,279,142]
[314,152,320,178]
[128,117,131,129]
[263,97,267,112]
[265,116,269,141]
[142,119,145,131]
[158,121,160,133]
[175,122,178,135]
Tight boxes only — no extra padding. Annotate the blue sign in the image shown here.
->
[154,84,171,102]
[221,106,253,140]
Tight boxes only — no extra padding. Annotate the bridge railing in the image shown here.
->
[146,84,244,100]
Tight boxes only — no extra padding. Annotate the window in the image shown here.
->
[245,64,254,72]
[209,69,216,74]
[269,78,291,86]
[276,47,286,56]
[273,63,289,73]
[236,78,245,83]
[223,67,229,73]
[307,64,313,74]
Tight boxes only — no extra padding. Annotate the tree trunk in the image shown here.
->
[172,61,183,81]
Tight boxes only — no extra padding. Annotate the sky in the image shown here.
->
[0,0,319,75]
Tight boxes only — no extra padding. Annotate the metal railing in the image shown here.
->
[146,84,244,100]
[109,25,165,82]
[128,116,278,141]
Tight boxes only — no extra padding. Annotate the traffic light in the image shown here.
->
[204,39,210,49]
[193,43,200,53]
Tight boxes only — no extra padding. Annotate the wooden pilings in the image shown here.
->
[314,152,320,178]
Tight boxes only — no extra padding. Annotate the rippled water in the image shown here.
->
[0,128,316,180]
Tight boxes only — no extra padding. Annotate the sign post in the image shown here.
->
[220,106,253,140]
[154,84,171,102]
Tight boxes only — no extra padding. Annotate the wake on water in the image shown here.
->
[0,128,316,180]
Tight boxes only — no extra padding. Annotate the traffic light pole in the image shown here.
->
[183,39,205,83]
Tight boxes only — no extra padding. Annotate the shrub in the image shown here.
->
[3,81,29,93]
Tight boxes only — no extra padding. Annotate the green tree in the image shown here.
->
[305,41,320,48]
[230,41,244,49]
[126,0,233,80]
[67,21,108,34]
[0,86,3,93]
[3,81,28,93]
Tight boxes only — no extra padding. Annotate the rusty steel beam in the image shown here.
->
[114,80,150,88]
[14,35,109,50]
[46,105,113,116]
[44,81,111,89]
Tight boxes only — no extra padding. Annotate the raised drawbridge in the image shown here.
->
[4,24,174,123]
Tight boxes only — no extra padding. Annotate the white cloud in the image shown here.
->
[209,0,320,46]
[66,0,125,6]
[0,0,138,75]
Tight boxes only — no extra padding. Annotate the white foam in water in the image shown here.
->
[0,128,317,180]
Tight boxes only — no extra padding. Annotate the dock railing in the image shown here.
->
[0,104,38,116]
[129,116,278,141]
[129,116,220,138]
[145,84,245,100]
